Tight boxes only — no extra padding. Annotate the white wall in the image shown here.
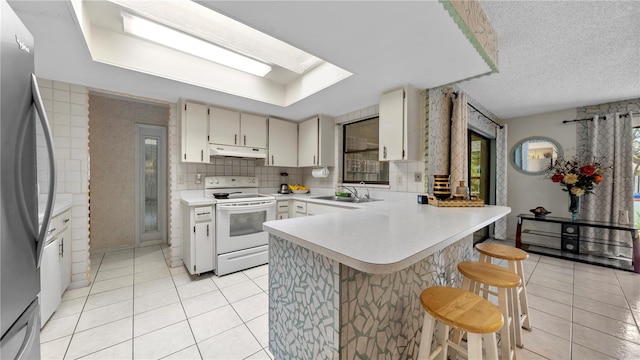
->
[38,79,90,288]
[505,108,578,238]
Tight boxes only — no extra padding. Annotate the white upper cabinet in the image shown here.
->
[298,115,335,167]
[378,87,421,161]
[268,117,298,167]
[240,113,267,148]
[180,100,209,163]
[209,107,267,148]
[209,107,240,146]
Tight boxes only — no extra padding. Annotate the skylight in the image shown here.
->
[121,12,272,77]
[69,0,353,107]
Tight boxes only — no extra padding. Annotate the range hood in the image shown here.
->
[209,144,267,159]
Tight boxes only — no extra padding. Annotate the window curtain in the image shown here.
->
[578,113,634,259]
[494,124,508,240]
[450,92,468,190]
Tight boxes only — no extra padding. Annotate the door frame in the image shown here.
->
[467,128,496,242]
[135,124,167,246]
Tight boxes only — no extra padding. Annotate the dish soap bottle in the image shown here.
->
[455,181,469,200]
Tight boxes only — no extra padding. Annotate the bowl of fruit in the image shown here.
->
[289,184,309,194]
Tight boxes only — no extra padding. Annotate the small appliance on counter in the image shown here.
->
[279,172,290,194]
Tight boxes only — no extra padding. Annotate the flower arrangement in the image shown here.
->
[546,156,609,195]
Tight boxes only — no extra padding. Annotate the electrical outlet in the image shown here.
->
[414,172,422,182]
[396,175,403,185]
[178,174,185,184]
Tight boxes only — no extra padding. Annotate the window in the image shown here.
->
[342,117,389,184]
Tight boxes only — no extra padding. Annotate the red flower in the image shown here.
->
[594,174,603,183]
[551,174,564,183]
[580,165,596,176]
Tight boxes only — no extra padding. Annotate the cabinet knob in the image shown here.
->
[313,155,316,165]
[244,135,247,145]
[383,146,387,159]
[271,155,274,165]
[235,134,238,145]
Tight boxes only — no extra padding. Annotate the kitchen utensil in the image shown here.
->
[213,192,241,199]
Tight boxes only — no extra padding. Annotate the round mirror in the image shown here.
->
[510,136,563,175]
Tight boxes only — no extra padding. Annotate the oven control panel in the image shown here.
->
[205,176,258,189]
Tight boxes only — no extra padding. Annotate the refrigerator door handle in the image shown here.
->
[31,74,56,268]
[4,300,39,360]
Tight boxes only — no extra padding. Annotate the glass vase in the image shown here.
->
[568,192,581,222]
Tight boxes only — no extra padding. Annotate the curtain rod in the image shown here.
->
[450,91,504,129]
[561,113,633,124]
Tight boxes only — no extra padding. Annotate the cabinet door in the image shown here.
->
[240,113,267,148]
[209,107,240,145]
[306,203,351,216]
[59,220,71,293]
[40,238,62,327]
[268,118,298,167]
[298,117,318,167]
[181,102,209,163]
[379,89,405,161]
[195,222,214,274]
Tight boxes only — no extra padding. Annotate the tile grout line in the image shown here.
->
[61,252,104,360]
[164,245,204,360]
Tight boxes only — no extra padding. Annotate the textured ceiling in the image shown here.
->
[8,1,640,121]
[458,0,640,119]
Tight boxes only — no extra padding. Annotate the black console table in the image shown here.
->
[516,214,639,273]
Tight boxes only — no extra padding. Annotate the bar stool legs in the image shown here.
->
[418,286,503,360]
[476,242,532,337]
[457,261,521,360]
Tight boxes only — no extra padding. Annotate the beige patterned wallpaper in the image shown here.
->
[89,94,169,251]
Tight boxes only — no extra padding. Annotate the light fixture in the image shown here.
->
[121,12,272,77]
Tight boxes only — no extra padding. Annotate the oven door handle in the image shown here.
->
[216,201,276,210]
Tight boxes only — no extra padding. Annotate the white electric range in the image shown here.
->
[204,176,275,276]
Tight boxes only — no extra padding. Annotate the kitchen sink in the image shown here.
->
[312,195,382,203]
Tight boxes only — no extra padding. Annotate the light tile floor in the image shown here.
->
[40,245,272,360]
[40,242,640,359]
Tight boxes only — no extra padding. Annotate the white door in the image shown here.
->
[379,88,405,160]
[136,125,167,245]
[240,113,267,148]
[210,107,240,145]
[298,117,318,167]
[268,118,298,167]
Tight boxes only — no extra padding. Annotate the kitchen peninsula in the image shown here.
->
[263,201,510,360]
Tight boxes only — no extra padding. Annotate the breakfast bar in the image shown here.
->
[263,202,510,360]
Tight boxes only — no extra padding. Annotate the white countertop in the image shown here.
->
[38,193,72,224]
[180,190,216,206]
[263,201,510,274]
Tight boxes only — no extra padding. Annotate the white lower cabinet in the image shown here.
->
[40,237,61,328]
[293,200,307,217]
[277,200,290,220]
[182,204,214,275]
[58,211,71,293]
[40,209,72,328]
[293,200,354,217]
[306,203,352,216]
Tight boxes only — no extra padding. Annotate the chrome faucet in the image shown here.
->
[339,185,359,199]
[359,181,370,200]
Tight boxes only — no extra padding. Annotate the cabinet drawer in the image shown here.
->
[194,206,213,221]
[277,201,289,212]
[293,201,307,214]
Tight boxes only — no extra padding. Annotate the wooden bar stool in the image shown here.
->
[476,243,532,339]
[457,261,521,360]
[418,286,503,360]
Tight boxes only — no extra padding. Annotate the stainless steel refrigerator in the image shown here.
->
[1,0,56,358]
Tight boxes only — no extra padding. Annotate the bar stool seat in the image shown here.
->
[458,261,521,360]
[476,243,532,339]
[418,286,503,360]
